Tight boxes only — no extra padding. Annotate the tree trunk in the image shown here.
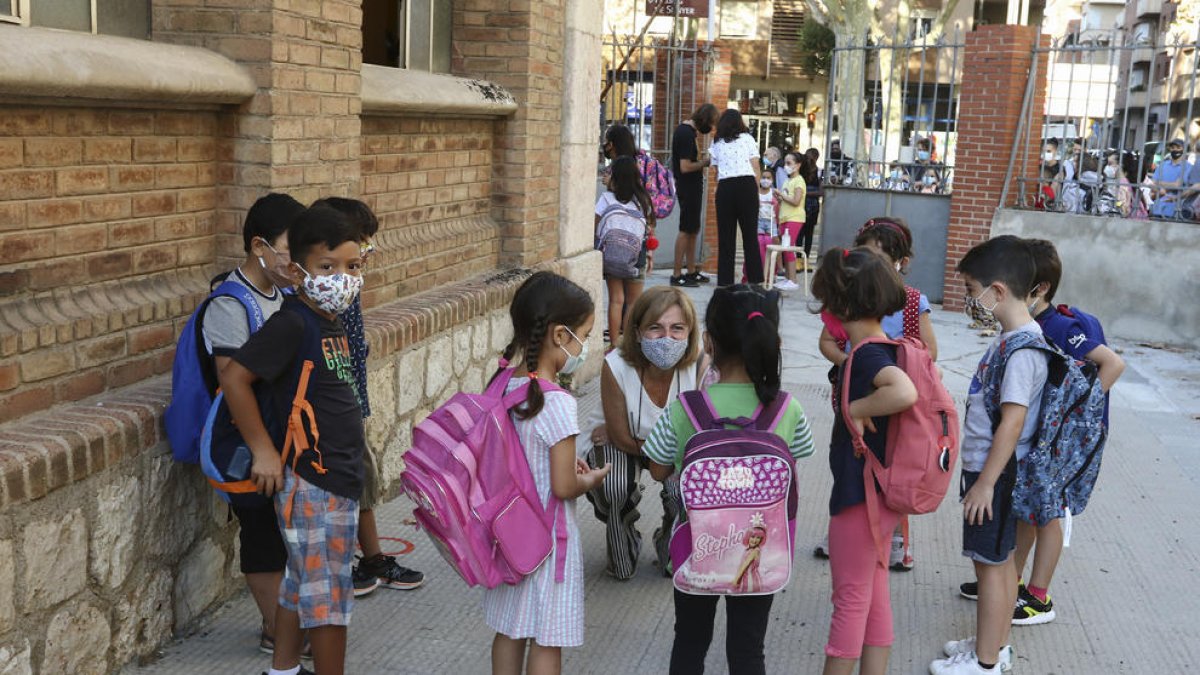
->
[832,24,870,163]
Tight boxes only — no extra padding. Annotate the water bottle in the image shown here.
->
[781,231,791,248]
[227,444,253,480]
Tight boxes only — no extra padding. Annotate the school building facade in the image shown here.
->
[0,0,603,671]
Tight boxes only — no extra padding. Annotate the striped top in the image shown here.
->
[482,378,585,647]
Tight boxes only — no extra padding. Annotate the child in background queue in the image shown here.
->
[484,272,612,675]
[811,248,919,675]
[596,156,656,346]
[772,152,806,291]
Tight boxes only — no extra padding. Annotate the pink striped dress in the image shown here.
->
[482,378,585,647]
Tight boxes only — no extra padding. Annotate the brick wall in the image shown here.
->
[0,107,220,424]
[359,116,500,307]
[943,25,1047,309]
[453,0,566,267]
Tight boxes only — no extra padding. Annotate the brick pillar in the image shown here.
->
[700,43,733,272]
[153,0,363,265]
[454,1,565,268]
[943,25,1047,309]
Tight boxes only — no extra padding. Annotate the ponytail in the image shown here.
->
[515,315,548,420]
[706,285,782,406]
[739,311,782,405]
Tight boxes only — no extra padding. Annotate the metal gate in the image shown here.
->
[821,34,964,302]
[600,28,717,264]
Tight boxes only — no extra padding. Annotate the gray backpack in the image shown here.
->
[595,202,646,279]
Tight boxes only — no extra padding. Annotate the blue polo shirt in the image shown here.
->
[1036,304,1110,423]
[1151,158,1190,217]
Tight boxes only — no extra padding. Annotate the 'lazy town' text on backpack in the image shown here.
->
[642,153,677,219]
[402,366,567,589]
[668,391,797,596]
[595,202,647,279]
[841,336,959,567]
[983,331,1107,540]
[166,281,265,464]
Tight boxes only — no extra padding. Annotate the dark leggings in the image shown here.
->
[801,200,820,256]
[669,589,774,675]
[716,176,763,286]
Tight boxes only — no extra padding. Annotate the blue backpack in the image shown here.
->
[165,280,265,464]
[982,331,1108,534]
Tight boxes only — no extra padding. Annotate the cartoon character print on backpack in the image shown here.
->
[669,391,798,596]
[981,330,1108,526]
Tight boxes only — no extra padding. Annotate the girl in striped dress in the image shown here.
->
[484,272,612,674]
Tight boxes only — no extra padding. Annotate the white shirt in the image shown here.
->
[709,133,759,181]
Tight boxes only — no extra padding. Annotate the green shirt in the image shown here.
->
[642,383,815,472]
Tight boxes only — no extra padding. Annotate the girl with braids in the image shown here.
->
[595,154,656,345]
[484,271,611,675]
[814,217,938,570]
[643,284,815,674]
[811,248,919,675]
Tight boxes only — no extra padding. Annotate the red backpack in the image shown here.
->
[840,335,959,567]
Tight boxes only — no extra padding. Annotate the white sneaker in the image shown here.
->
[938,639,1013,673]
[775,279,799,291]
[889,534,914,571]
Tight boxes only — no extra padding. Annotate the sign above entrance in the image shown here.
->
[646,0,710,18]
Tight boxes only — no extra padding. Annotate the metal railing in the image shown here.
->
[1006,28,1200,222]
[822,33,964,195]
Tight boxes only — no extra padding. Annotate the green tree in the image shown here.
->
[797,20,836,79]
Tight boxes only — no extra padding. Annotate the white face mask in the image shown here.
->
[558,326,588,375]
[1044,151,1056,162]
[785,164,797,175]
[1104,165,1118,178]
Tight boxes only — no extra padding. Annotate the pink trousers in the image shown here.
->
[825,502,902,659]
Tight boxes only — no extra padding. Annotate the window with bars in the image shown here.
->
[768,0,806,78]
[362,0,452,72]
[1,0,149,39]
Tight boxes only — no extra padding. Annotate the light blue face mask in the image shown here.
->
[558,326,589,376]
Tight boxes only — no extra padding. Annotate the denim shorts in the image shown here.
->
[961,470,1017,565]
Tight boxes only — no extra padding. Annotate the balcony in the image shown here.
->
[1133,47,1155,65]
[1137,0,1163,19]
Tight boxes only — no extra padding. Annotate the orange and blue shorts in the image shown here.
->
[274,470,359,628]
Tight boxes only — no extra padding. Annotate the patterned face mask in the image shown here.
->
[640,335,688,370]
[296,264,362,315]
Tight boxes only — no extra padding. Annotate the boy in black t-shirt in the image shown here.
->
[220,205,366,675]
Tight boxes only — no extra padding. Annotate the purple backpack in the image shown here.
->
[401,366,567,588]
[642,153,677,219]
[668,391,797,596]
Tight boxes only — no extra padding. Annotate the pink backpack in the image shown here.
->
[668,391,797,596]
[401,366,566,588]
[840,336,959,566]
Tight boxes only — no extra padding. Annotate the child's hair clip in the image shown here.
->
[528,372,539,380]
[842,249,851,258]
[498,357,510,368]
[747,311,765,321]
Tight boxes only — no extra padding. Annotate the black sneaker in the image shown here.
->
[360,553,425,590]
[352,563,381,597]
[687,271,711,284]
[959,581,978,600]
[670,274,699,288]
[1012,584,1056,625]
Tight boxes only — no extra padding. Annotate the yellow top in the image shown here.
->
[779,174,807,223]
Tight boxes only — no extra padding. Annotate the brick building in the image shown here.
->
[0,1,603,671]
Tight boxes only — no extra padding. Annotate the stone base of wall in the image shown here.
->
[0,252,602,673]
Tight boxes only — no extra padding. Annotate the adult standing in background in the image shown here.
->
[710,109,764,286]
[670,104,719,288]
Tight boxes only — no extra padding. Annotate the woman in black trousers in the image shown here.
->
[709,109,764,286]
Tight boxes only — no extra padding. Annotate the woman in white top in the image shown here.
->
[709,109,764,286]
[585,286,705,579]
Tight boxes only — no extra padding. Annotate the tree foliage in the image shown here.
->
[797,20,836,79]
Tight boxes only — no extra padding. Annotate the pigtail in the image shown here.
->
[486,340,519,388]
[515,315,547,420]
[739,297,782,405]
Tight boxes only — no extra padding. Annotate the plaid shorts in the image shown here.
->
[275,470,359,628]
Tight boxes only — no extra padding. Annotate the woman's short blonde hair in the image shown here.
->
[619,286,702,371]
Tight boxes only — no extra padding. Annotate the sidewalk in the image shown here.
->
[127,270,1200,674]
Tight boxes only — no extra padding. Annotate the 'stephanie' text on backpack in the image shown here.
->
[402,367,567,589]
[596,202,647,279]
[642,153,677,219]
[668,391,797,596]
[841,336,959,566]
[199,302,323,508]
[166,281,265,464]
[983,331,1107,535]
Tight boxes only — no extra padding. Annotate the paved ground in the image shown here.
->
[128,269,1200,674]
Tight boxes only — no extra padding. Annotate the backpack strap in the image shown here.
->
[679,390,721,431]
[902,286,922,340]
[212,279,268,333]
[752,391,792,432]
